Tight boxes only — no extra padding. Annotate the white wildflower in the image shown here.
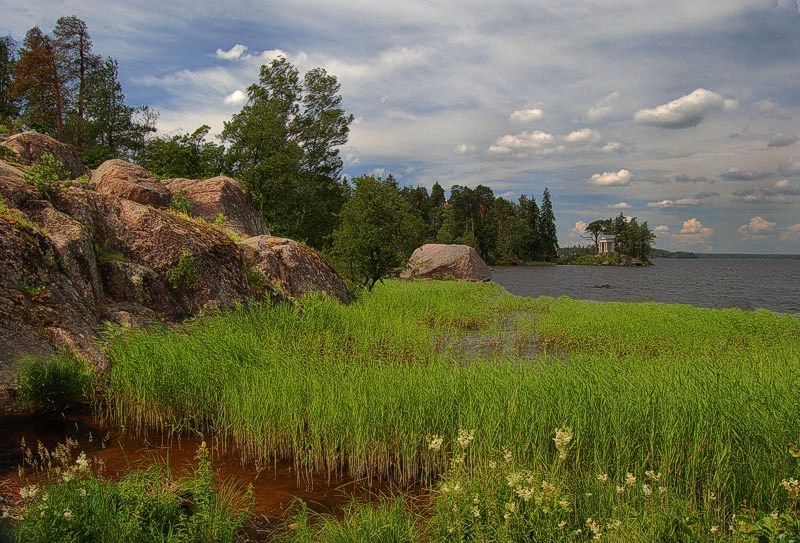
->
[625,472,636,488]
[76,452,90,471]
[642,483,652,499]
[63,509,72,521]
[645,470,661,482]
[553,427,573,460]
[597,473,609,484]
[428,435,443,452]
[457,429,474,449]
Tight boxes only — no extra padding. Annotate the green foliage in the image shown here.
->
[283,499,419,543]
[214,213,226,228]
[104,280,800,529]
[93,240,126,263]
[8,442,253,542]
[246,266,269,295]
[23,152,70,196]
[0,36,19,122]
[330,175,424,289]
[165,249,198,289]
[170,190,192,214]
[137,124,226,179]
[15,353,92,411]
[222,57,353,249]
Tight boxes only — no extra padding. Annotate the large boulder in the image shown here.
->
[400,243,492,281]
[239,236,351,304]
[163,176,269,238]
[1,131,87,179]
[93,159,171,208]
[60,189,252,317]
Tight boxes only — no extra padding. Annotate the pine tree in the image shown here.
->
[539,187,559,261]
[0,36,19,124]
[54,16,100,147]
[11,27,64,139]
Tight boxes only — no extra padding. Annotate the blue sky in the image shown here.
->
[4,0,800,253]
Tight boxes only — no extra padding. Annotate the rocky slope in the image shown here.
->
[0,132,351,405]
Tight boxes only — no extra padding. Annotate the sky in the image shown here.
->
[4,0,800,253]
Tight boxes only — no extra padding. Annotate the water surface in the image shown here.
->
[492,258,799,313]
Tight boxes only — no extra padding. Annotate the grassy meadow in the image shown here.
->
[97,280,800,540]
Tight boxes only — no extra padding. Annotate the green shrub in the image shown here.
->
[15,353,92,412]
[214,213,226,228]
[8,442,253,543]
[23,153,71,197]
[166,249,198,289]
[170,191,192,214]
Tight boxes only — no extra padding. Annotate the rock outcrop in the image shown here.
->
[239,236,352,304]
[0,136,351,405]
[92,159,172,208]
[1,131,87,179]
[163,176,269,238]
[400,243,492,282]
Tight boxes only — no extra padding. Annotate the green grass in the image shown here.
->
[6,442,253,543]
[103,280,800,528]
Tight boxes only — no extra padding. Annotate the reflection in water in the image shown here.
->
[0,412,391,522]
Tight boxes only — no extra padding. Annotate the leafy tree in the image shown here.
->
[138,124,226,179]
[583,218,612,253]
[331,175,423,290]
[0,36,19,125]
[83,57,156,164]
[54,16,101,147]
[11,27,64,138]
[223,57,353,249]
[493,197,530,264]
[539,187,558,261]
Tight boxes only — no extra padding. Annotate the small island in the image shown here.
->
[561,213,658,266]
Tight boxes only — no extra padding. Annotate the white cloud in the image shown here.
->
[569,220,588,238]
[564,128,600,144]
[646,197,701,208]
[510,108,544,123]
[673,218,715,248]
[216,44,248,61]
[608,202,631,209]
[223,89,247,105]
[738,216,777,238]
[655,225,670,233]
[680,218,711,235]
[589,169,632,186]
[584,91,622,123]
[634,88,738,129]
[488,130,556,155]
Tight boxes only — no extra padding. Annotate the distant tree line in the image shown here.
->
[1,17,559,288]
[0,17,156,166]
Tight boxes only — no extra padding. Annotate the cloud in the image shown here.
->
[569,220,588,238]
[672,218,715,248]
[216,44,248,60]
[655,225,670,234]
[779,158,800,177]
[767,133,798,148]
[608,202,631,209]
[756,99,792,120]
[781,224,800,241]
[680,218,713,235]
[588,169,632,186]
[634,88,738,129]
[454,143,476,155]
[674,174,710,183]
[733,180,800,203]
[564,128,600,144]
[738,216,777,238]
[488,130,556,155]
[719,168,772,181]
[510,108,544,123]
[223,89,247,105]
[584,91,622,123]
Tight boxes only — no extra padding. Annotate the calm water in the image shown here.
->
[492,258,800,313]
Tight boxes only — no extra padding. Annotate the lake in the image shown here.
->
[492,258,800,313]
